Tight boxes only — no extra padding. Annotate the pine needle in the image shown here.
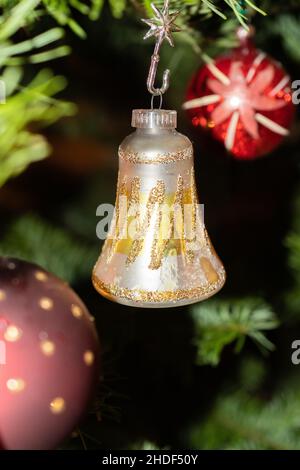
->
[191,298,279,366]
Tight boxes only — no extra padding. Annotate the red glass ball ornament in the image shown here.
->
[0,257,100,450]
[183,28,295,159]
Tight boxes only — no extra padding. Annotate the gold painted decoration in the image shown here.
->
[93,118,226,308]
[93,274,225,305]
[118,145,193,164]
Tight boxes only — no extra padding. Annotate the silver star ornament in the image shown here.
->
[142,0,181,47]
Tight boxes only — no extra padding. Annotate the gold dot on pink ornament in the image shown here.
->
[4,325,22,342]
[7,262,16,270]
[39,297,54,311]
[50,397,66,415]
[6,378,26,393]
[40,340,56,356]
[71,304,83,319]
[83,350,95,366]
[35,271,48,282]
[0,290,6,301]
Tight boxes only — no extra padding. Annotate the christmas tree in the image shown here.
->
[0,0,300,450]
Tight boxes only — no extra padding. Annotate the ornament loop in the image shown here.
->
[151,91,163,110]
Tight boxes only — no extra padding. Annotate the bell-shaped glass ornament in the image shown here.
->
[93,109,226,308]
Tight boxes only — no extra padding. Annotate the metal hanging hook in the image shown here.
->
[147,32,170,96]
[142,0,180,103]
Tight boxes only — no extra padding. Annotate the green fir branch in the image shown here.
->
[140,0,266,26]
[188,386,300,450]
[0,68,75,186]
[0,0,122,35]
[267,15,300,63]
[0,0,40,41]
[191,299,278,366]
[0,29,71,66]
[0,214,98,283]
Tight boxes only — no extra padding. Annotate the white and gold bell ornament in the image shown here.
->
[92,108,226,307]
[92,0,225,308]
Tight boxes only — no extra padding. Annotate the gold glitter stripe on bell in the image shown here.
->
[92,0,226,308]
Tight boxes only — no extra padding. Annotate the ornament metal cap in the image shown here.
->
[132,109,177,129]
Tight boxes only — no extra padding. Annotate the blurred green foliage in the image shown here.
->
[0,68,75,186]
[188,383,300,449]
[0,214,98,283]
[0,1,75,187]
[192,299,278,366]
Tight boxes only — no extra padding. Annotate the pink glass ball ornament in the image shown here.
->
[0,257,100,450]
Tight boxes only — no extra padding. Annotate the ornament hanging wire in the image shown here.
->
[151,92,163,110]
[142,0,181,107]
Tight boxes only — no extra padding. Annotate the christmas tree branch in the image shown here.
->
[0,215,97,283]
[191,299,278,366]
[188,386,300,450]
